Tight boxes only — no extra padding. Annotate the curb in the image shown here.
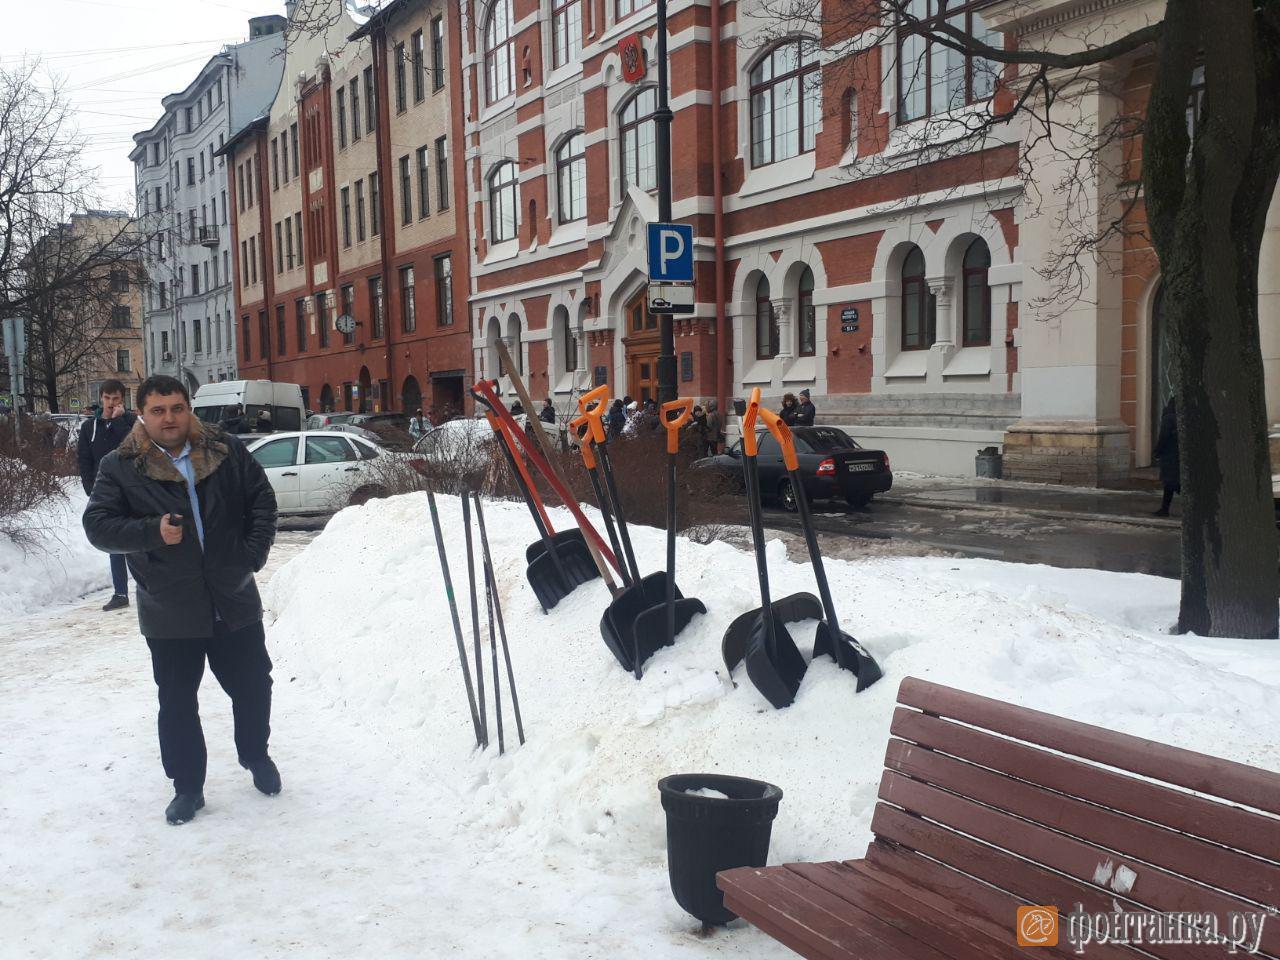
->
[877,494,1182,531]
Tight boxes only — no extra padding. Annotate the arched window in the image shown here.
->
[484,0,515,105]
[797,267,816,357]
[489,162,518,243]
[552,0,582,68]
[749,39,821,167]
[556,132,586,223]
[619,88,657,192]
[901,246,935,350]
[961,238,991,347]
[556,307,578,373]
[755,275,778,360]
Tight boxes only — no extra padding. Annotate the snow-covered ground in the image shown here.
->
[2,492,1278,959]
[0,486,108,623]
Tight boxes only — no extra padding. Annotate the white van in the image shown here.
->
[192,380,305,433]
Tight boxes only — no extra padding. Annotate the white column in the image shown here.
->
[929,278,955,350]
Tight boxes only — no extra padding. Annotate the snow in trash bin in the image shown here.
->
[683,788,731,800]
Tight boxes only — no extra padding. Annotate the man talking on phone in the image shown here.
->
[83,375,280,825]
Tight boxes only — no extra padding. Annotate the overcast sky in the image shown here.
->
[3,0,284,209]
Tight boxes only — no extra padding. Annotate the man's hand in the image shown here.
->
[159,513,184,546]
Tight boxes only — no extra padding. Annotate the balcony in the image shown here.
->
[197,224,220,248]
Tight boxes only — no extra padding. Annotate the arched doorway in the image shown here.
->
[401,375,422,415]
[319,383,335,412]
[622,286,658,402]
[358,366,372,413]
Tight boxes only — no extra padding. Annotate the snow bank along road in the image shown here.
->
[2,494,1278,959]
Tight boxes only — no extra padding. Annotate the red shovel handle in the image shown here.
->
[661,398,694,454]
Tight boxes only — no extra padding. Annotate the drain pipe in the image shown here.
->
[711,0,727,430]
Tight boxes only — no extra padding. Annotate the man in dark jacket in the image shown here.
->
[77,379,139,612]
[83,375,280,825]
[218,404,250,435]
[796,389,817,426]
[1153,396,1180,516]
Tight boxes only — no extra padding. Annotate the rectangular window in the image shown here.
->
[159,283,167,308]
[291,123,300,177]
[341,284,355,344]
[190,263,200,295]
[246,158,255,206]
[221,190,227,224]
[237,164,245,211]
[110,305,132,327]
[295,299,308,353]
[350,78,361,141]
[212,255,219,288]
[552,0,583,68]
[400,266,416,333]
[896,0,1001,123]
[434,254,453,327]
[369,276,384,339]
[370,172,380,236]
[259,311,269,360]
[162,330,171,355]
[250,236,258,284]
[416,146,430,218]
[186,157,195,186]
[223,249,229,281]
[431,16,445,90]
[355,180,366,242]
[399,155,412,226]
[241,316,250,360]
[275,221,284,274]
[295,212,304,265]
[318,293,330,348]
[109,270,129,293]
[154,186,162,211]
[281,132,289,182]
[616,0,654,18]
[185,106,193,132]
[276,304,287,357]
[199,152,206,180]
[285,217,295,270]
[395,41,407,113]
[336,88,347,149]
[193,318,202,353]
[412,30,426,102]
[271,137,280,190]
[435,136,449,210]
[117,348,131,372]
[341,186,352,247]
[364,66,376,134]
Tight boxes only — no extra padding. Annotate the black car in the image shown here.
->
[695,425,892,510]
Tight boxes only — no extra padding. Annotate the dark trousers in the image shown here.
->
[109,554,128,596]
[145,620,273,794]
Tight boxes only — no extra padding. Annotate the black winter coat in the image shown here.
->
[82,420,278,640]
[76,412,139,493]
[796,399,816,426]
[1153,399,1180,490]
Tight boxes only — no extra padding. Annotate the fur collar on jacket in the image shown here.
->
[116,418,230,485]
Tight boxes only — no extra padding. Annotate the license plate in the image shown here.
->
[847,462,876,473]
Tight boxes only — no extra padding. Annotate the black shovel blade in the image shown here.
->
[814,622,884,692]
[743,612,808,709]
[526,538,598,611]
[525,529,587,564]
[630,592,706,678]
[721,592,823,674]
[599,572,668,672]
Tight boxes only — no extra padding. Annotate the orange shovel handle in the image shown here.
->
[758,407,799,471]
[577,385,610,444]
[569,413,597,469]
[660,398,694,454]
[742,387,763,457]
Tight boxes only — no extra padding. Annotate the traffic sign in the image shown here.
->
[648,282,694,315]
[647,223,694,284]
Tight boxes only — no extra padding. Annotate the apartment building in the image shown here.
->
[459,0,1280,483]
[223,0,470,418]
[130,15,286,390]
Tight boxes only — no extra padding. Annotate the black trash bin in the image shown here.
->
[658,773,783,926]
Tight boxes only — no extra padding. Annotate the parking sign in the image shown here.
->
[647,223,694,284]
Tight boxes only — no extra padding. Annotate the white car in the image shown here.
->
[246,430,409,515]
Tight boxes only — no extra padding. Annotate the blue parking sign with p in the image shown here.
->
[647,223,694,284]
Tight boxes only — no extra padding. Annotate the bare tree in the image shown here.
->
[758,0,1279,638]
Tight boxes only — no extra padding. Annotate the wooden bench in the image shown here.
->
[718,677,1280,959]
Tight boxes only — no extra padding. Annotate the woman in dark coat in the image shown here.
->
[1153,397,1180,516]
[780,393,800,426]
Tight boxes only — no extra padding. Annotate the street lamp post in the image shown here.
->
[653,0,676,403]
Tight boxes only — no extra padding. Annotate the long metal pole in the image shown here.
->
[654,0,676,404]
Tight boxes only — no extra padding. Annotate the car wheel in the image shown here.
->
[846,493,871,509]
[349,484,388,507]
[778,478,798,513]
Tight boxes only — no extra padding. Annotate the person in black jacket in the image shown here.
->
[796,388,817,426]
[1153,396,1180,516]
[83,375,280,825]
[76,379,138,612]
[218,404,250,435]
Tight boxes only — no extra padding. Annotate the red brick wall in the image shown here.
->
[826,300,873,394]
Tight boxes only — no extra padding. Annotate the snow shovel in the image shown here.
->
[570,410,629,586]
[721,593,822,674]
[481,407,597,612]
[735,388,809,709]
[758,408,883,692]
[629,399,707,678]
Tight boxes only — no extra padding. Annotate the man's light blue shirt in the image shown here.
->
[159,441,205,550]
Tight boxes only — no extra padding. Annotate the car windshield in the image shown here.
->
[802,427,860,452]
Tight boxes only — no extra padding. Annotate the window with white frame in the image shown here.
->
[489,162,518,243]
[556,132,586,223]
[960,237,991,347]
[797,267,816,357]
[749,39,821,167]
[552,0,582,68]
[484,0,515,105]
[755,275,778,360]
[619,87,657,193]
[900,245,936,350]
[896,0,1001,123]
[616,0,653,20]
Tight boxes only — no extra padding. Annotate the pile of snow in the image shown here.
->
[0,485,107,622]
[262,493,1280,941]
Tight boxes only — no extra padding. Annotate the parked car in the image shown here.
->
[695,425,892,510]
[323,421,415,452]
[347,412,411,432]
[246,430,415,514]
[305,411,355,430]
[193,380,306,433]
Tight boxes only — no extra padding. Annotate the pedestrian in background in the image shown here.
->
[76,379,138,612]
[687,405,709,452]
[219,404,250,434]
[408,408,428,440]
[704,400,723,455]
[539,398,556,425]
[83,375,281,826]
[780,393,800,426]
[253,407,273,434]
[796,388,817,426]
[606,398,626,439]
[1153,396,1180,517]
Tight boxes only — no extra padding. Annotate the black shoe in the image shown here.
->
[102,594,129,611]
[165,792,205,825]
[1152,508,1170,517]
[243,756,281,796]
